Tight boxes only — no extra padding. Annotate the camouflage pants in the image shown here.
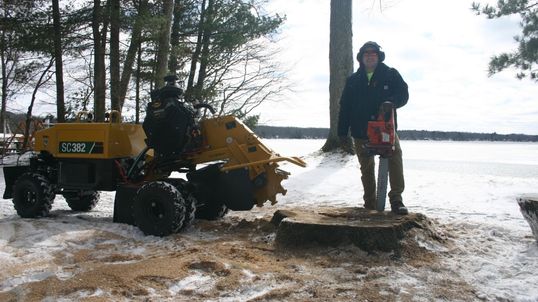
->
[353,135,405,208]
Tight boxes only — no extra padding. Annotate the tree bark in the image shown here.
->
[109,0,120,111]
[169,0,182,75]
[23,59,54,150]
[1,29,7,133]
[322,0,354,153]
[52,0,66,122]
[135,41,142,124]
[186,0,207,99]
[118,0,147,111]
[92,0,106,122]
[194,0,214,100]
[154,0,175,88]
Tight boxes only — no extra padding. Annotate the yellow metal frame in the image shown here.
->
[34,115,146,159]
[188,115,306,206]
[220,156,306,172]
[32,112,306,207]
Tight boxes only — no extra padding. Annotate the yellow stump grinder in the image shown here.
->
[2,76,306,236]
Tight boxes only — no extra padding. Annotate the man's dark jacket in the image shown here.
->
[337,63,409,139]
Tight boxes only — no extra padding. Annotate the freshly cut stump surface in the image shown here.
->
[273,207,429,252]
[517,194,538,243]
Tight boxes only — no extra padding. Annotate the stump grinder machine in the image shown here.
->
[2,76,306,236]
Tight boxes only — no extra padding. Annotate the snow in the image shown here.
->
[0,151,35,166]
[168,272,215,295]
[1,139,538,301]
[267,139,538,302]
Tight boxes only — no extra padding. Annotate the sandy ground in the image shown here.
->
[0,205,480,302]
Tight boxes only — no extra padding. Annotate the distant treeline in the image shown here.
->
[3,112,536,142]
[254,126,538,142]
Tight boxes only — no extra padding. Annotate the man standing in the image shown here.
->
[337,41,409,215]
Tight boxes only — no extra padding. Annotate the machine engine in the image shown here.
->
[143,75,196,161]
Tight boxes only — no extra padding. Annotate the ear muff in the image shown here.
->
[357,41,385,63]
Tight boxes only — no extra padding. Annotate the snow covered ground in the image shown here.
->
[271,139,538,301]
[0,139,537,301]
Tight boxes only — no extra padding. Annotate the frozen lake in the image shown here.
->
[265,139,538,225]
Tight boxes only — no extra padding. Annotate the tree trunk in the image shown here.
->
[322,0,353,153]
[118,0,147,111]
[154,0,175,88]
[169,0,182,75]
[23,59,54,150]
[1,30,7,134]
[194,0,214,100]
[186,0,207,99]
[52,0,66,122]
[135,41,142,124]
[92,0,106,122]
[109,0,120,111]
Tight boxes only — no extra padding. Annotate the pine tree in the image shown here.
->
[322,0,354,153]
[472,0,538,81]
[52,0,66,122]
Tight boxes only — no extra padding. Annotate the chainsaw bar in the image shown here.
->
[376,156,389,211]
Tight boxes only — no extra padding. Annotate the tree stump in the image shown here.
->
[517,195,538,243]
[273,207,429,252]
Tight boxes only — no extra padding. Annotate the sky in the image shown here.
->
[253,0,538,135]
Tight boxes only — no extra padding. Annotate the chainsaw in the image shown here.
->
[364,101,396,212]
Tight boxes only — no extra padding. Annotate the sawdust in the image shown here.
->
[0,208,479,301]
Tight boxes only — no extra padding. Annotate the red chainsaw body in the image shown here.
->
[365,102,396,157]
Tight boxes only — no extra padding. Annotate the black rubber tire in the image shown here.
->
[133,181,186,236]
[12,172,55,218]
[180,192,197,230]
[165,178,197,230]
[195,202,228,220]
[64,191,100,212]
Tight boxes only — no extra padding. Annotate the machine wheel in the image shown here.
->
[133,181,186,236]
[12,172,55,218]
[165,179,197,230]
[180,193,197,230]
[64,191,100,212]
[195,202,228,220]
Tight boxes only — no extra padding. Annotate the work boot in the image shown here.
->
[364,204,376,211]
[363,200,376,211]
[390,200,408,215]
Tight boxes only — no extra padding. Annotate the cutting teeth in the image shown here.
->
[276,168,290,178]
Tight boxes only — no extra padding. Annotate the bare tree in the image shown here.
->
[322,0,353,153]
[205,41,290,118]
[118,0,148,111]
[23,58,54,149]
[1,6,35,133]
[1,29,15,133]
[64,48,97,118]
